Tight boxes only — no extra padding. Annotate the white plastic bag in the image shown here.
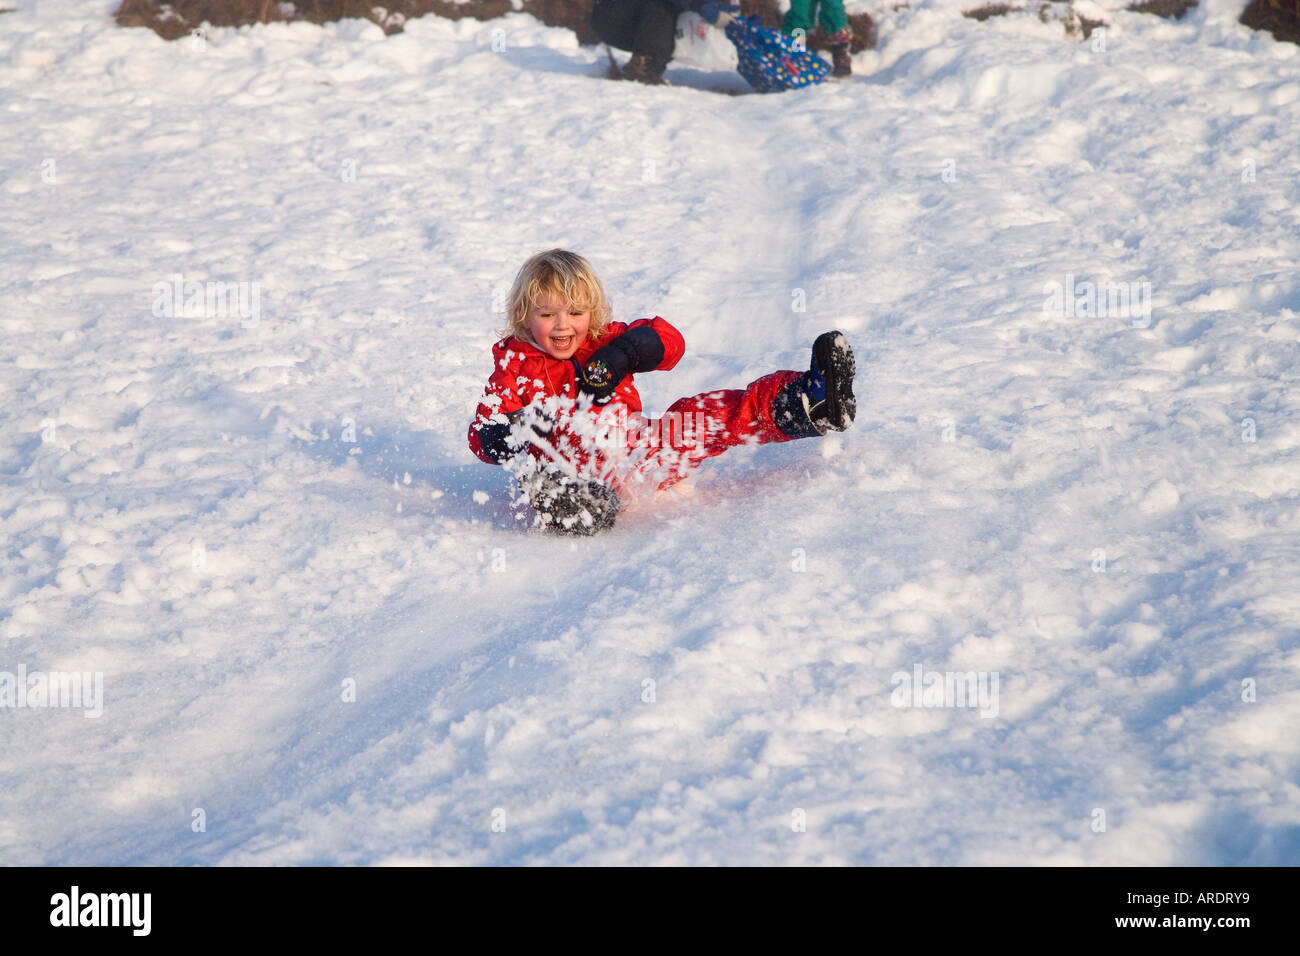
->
[671,12,739,72]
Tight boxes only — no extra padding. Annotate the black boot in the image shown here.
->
[518,465,622,535]
[829,43,852,78]
[773,331,857,439]
[826,27,853,78]
[620,52,667,85]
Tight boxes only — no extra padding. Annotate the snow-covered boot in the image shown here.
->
[773,331,857,439]
[519,465,622,535]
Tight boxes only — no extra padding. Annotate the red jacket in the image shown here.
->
[468,317,686,465]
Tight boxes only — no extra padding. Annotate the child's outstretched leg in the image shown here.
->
[627,331,856,491]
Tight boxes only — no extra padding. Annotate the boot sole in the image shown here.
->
[812,331,856,430]
[522,470,621,535]
[553,481,620,535]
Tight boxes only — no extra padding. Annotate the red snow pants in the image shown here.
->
[545,369,803,493]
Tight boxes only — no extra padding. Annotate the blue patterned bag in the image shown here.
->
[724,15,830,93]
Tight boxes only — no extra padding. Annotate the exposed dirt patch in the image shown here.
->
[1126,0,1199,17]
[963,0,1204,38]
[962,4,1023,21]
[114,1,597,41]
[1240,0,1300,43]
[116,0,875,50]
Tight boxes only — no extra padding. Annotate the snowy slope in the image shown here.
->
[1,0,1298,865]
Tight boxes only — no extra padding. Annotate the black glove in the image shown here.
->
[572,325,666,406]
[571,350,629,406]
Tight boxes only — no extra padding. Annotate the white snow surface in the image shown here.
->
[2,0,1299,865]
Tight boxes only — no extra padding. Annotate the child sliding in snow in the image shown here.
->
[468,249,856,534]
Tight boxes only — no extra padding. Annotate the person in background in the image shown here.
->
[591,0,739,85]
[783,0,853,78]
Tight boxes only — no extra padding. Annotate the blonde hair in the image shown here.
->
[503,249,612,344]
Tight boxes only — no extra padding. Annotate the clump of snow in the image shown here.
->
[1139,479,1181,513]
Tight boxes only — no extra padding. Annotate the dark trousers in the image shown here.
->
[591,0,679,70]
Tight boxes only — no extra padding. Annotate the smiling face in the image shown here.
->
[524,292,592,360]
